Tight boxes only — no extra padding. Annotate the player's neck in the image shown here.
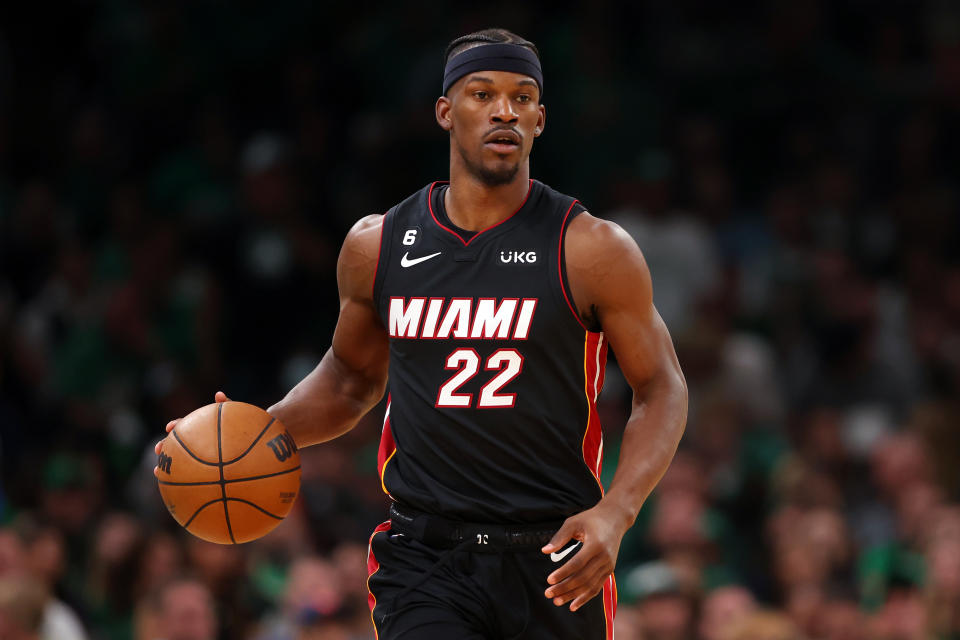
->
[445,166,531,232]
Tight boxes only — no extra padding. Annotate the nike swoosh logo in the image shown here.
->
[550,541,581,563]
[400,251,442,268]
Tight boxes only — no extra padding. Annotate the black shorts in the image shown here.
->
[365,519,616,639]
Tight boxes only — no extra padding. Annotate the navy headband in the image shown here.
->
[442,43,543,97]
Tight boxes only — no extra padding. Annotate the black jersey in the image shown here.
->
[372,179,608,524]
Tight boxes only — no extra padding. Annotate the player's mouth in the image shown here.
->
[484,129,521,154]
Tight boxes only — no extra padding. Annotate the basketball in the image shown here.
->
[156,402,301,544]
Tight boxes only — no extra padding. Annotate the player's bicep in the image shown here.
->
[567,215,679,392]
[601,299,679,396]
[330,297,389,383]
[330,215,390,384]
[593,256,667,391]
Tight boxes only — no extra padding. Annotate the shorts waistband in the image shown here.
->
[388,503,563,553]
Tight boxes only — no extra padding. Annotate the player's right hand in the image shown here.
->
[154,391,230,461]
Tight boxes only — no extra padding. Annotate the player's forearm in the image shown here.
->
[600,366,687,531]
[267,347,387,448]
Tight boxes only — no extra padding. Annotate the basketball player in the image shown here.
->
[159,28,687,639]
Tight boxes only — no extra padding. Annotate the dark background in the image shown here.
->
[0,2,959,639]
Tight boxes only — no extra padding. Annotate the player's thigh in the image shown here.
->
[521,588,610,640]
[504,552,614,640]
[368,530,489,639]
[376,603,488,640]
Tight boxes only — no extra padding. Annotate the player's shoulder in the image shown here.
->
[533,180,650,276]
[341,181,438,257]
[343,213,384,256]
[338,214,384,299]
[567,211,645,259]
[337,181,438,296]
[565,211,651,285]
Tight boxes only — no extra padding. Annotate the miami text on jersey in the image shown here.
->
[388,297,538,340]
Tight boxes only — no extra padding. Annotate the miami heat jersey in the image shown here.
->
[372,179,608,524]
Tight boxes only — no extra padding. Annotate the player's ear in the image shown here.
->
[436,96,453,131]
[534,103,545,137]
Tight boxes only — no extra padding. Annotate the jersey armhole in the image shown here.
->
[371,208,396,312]
[555,200,594,332]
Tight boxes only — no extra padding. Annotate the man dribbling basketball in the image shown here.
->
[159,28,687,639]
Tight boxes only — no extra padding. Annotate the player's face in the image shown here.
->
[437,71,546,186]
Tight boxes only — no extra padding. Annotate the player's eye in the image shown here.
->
[517,94,531,103]
[473,91,489,100]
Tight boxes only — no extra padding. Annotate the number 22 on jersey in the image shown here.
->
[436,348,524,409]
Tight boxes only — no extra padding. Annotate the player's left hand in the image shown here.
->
[541,501,630,611]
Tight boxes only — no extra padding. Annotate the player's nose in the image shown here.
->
[491,96,519,124]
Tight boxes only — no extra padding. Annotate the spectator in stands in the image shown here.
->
[0,577,46,640]
[0,527,87,640]
[137,576,218,640]
[699,586,757,640]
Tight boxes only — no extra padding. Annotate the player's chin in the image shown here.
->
[481,155,520,174]
[480,168,520,187]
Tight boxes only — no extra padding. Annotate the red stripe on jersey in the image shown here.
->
[581,332,607,491]
[366,519,392,639]
[595,336,609,476]
[596,339,608,400]
[558,201,588,330]
[377,396,396,497]
[427,180,533,247]
[602,574,617,639]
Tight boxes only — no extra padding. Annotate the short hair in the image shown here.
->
[443,28,540,65]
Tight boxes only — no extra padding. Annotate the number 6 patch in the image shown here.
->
[402,227,421,246]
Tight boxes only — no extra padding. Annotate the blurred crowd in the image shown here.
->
[1,1,959,639]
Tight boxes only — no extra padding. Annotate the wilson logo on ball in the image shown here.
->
[266,432,298,462]
[157,451,173,474]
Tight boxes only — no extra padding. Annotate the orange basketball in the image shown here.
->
[156,401,301,544]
